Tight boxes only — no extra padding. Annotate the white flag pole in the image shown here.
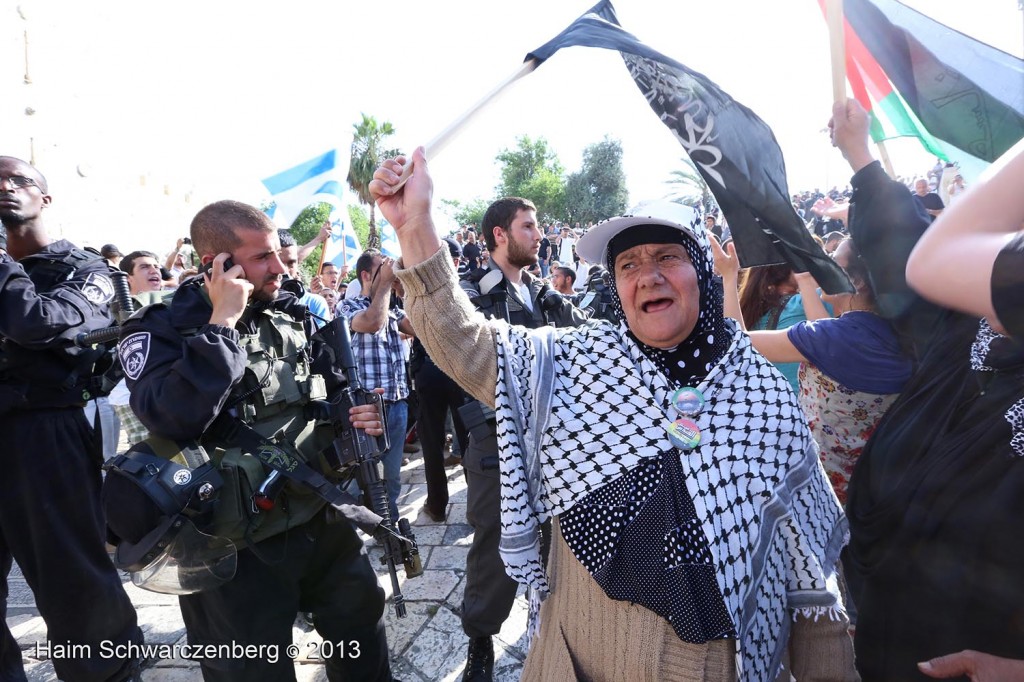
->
[392,59,539,190]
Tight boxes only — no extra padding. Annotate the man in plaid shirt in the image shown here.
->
[339,249,414,522]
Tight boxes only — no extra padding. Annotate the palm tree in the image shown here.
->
[665,156,716,215]
[347,114,399,249]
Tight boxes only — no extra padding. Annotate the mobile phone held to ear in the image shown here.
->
[200,256,235,277]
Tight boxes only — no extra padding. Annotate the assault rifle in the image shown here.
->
[305,317,423,617]
[75,269,136,347]
[74,268,137,399]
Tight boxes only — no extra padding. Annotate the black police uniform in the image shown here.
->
[410,337,469,519]
[0,241,143,682]
[120,279,391,682]
[458,266,588,640]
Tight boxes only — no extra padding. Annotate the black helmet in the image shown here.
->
[103,440,235,594]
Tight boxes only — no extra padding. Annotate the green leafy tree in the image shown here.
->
[348,204,370,254]
[495,135,565,222]
[289,203,331,281]
[563,137,628,224]
[666,156,716,214]
[282,203,371,282]
[563,172,591,224]
[441,197,489,233]
[348,113,399,249]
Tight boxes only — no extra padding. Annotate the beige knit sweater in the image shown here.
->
[396,247,859,681]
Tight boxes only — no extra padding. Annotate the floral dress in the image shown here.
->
[797,362,899,506]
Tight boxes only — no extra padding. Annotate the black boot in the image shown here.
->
[461,635,494,682]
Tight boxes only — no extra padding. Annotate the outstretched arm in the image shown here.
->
[371,149,499,406]
[297,222,332,263]
[906,138,1024,333]
[710,236,807,363]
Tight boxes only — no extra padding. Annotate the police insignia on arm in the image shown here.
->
[81,272,115,304]
[119,331,151,381]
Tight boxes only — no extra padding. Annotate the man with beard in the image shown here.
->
[276,230,330,329]
[550,265,577,296]
[113,200,395,681]
[457,197,588,681]
[0,156,143,681]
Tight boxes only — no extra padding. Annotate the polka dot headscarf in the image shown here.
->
[605,222,730,390]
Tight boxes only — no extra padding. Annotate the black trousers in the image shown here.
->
[0,552,24,682]
[0,408,142,682]
[178,511,391,682]
[413,361,468,516]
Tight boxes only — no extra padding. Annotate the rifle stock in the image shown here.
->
[309,318,423,617]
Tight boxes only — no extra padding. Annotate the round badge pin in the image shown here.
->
[671,387,705,416]
[666,417,701,450]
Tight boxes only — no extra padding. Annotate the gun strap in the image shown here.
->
[207,413,384,536]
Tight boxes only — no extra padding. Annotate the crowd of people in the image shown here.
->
[0,92,1021,682]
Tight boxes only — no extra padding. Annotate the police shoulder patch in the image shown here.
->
[81,272,115,305]
[119,331,151,381]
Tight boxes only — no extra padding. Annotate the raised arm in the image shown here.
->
[710,236,807,363]
[710,236,744,328]
[370,149,498,406]
[906,138,1024,332]
[297,222,332,263]
[831,99,944,359]
[794,272,832,322]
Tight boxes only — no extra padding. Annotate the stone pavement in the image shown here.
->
[6,446,530,681]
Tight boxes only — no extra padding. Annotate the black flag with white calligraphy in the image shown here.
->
[527,0,853,293]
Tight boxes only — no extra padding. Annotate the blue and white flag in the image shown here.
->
[262,150,345,229]
[322,206,362,269]
[379,217,401,259]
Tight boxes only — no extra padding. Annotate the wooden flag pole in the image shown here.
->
[316,219,329,283]
[825,0,896,178]
[876,139,897,178]
[826,0,846,103]
[392,59,540,191]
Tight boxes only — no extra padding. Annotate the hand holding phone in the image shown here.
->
[203,254,251,328]
[200,255,235,277]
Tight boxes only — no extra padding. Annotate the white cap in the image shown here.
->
[575,200,701,268]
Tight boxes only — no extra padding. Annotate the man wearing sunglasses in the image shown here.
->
[0,156,143,681]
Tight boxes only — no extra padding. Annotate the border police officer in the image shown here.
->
[0,156,143,682]
[116,200,394,681]
[458,197,588,681]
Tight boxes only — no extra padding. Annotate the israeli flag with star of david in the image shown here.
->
[321,199,362,270]
[262,149,347,230]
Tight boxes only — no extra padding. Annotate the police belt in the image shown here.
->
[457,400,497,442]
[208,413,384,537]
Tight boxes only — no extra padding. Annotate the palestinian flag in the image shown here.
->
[821,0,947,159]
[832,0,1023,166]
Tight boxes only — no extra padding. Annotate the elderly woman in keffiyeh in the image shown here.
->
[371,148,857,682]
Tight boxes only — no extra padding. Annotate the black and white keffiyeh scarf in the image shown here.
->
[494,318,847,680]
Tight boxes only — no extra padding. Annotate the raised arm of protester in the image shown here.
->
[372,149,856,682]
[831,98,943,360]
[296,221,333,263]
[906,138,1024,337]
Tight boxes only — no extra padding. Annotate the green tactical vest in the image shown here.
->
[201,306,333,546]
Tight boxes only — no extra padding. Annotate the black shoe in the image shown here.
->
[461,636,494,682]
[421,503,446,523]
